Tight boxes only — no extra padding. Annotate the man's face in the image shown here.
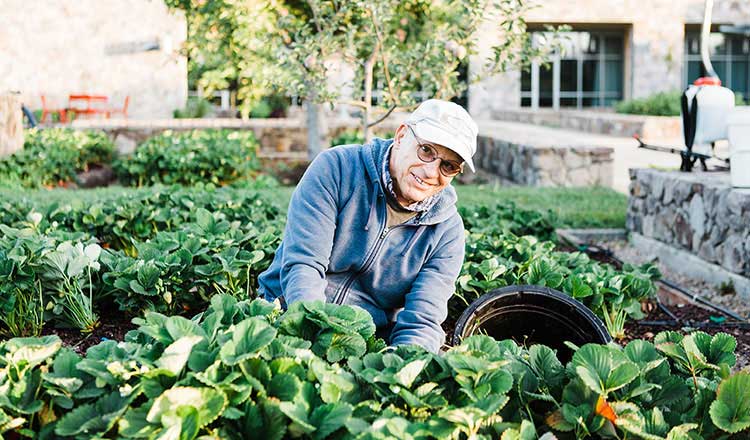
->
[388,124,463,206]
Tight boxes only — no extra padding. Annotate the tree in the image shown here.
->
[165,0,563,158]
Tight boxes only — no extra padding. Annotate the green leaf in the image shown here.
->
[267,373,301,402]
[709,372,750,433]
[6,335,61,367]
[394,359,428,389]
[147,387,227,429]
[309,403,353,440]
[157,336,204,375]
[55,390,132,436]
[220,318,277,365]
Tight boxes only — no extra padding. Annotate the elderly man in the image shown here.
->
[258,99,478,353]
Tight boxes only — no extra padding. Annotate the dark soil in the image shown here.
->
[623,300,750,370]
[43,315,136,356]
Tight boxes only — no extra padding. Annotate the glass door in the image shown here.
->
[521,30,624,109]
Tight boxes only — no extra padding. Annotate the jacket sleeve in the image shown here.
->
[279,150,340,304]
[389,218,466,353]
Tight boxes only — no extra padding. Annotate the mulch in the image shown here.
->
[43,315,136,356]
[623,300,750,370]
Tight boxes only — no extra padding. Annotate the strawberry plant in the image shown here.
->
[455,229,659,339]
[0,297,748,439]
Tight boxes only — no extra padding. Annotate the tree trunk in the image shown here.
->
[0,93,24,158]
[305,98,327,161]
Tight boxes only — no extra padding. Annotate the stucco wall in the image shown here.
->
[0,0,187,119]
[469,0,750,118]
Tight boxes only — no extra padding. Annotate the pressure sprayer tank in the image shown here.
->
[727,106,750,188]
[682,77,735,157]
[452,285,611,364]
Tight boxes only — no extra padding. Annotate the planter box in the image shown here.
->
[627,168,750,287]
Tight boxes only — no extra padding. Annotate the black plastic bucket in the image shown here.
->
[452,285,611,363]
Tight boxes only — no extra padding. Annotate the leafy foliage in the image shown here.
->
[112,129,261,186]
[173,96,214,118]
[0,128,115,189]
[455,225,659,339]
[614,91,683,117]
[164,0,566,139]
[0,298,747,439]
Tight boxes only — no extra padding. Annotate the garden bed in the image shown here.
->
[1,128,749,438]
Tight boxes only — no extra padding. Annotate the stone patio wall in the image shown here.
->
[490,109,681,140]
[474,135,614,187]
[627,168,750,277]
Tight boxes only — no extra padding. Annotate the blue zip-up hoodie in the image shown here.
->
[258,138,465,353]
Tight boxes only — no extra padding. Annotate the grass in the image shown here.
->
[254,183,627,229]
[454,183,627,229]
[1,182,627,230]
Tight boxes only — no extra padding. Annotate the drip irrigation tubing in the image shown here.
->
[567,236,750,328]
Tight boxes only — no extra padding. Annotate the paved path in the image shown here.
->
[476,119,687,194]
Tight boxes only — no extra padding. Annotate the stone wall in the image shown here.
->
[70,116,405,156]
[491,108,681,140]
[474,136,613,187]
[0,0,187,119]
[469,0,750,119]
[627,169,750,277]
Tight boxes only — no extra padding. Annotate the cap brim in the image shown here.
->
[410,123,476,173]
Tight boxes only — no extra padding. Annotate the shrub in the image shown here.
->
[614,91,683,116]
[615,90,747,117]
[249,94,290,118]
[173,96,213,118]
[112,130,261,186]
[0,128,115,188]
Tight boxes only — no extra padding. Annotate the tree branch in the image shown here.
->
[338,99,368,109]
[366,105,397,128]
[369,6,400,105]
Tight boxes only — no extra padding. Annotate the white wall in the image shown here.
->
[0,0,187,119]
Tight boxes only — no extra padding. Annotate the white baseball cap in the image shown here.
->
[404,99,478,172]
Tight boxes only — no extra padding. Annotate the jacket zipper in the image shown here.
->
[333,221,418,305]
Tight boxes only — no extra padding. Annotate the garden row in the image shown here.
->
[1,294,748,439]
[0,185,656,341]
[0,129,262,188]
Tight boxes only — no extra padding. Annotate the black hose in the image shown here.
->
[659,278,748,323]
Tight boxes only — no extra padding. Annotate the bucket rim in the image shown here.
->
[451,284,612,347]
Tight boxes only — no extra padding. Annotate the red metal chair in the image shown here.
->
[106,96,130,118]
[40,95,68,123]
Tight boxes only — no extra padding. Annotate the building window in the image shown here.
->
[685,32,750,101]
[521,31,624,109]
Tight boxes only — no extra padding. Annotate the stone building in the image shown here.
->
[470,0,750,119]
[0,0,187,119]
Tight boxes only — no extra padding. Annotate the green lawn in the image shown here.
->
[2,183,627,230]
[257,184,627,229]
[454,184,627,229]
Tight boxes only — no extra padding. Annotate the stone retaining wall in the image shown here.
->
[627,169,750,278]
[69,117,403,155]
[491,109,681,140]
[474,135,614,187]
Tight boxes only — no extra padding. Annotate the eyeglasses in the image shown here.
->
[406,125,463,177]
